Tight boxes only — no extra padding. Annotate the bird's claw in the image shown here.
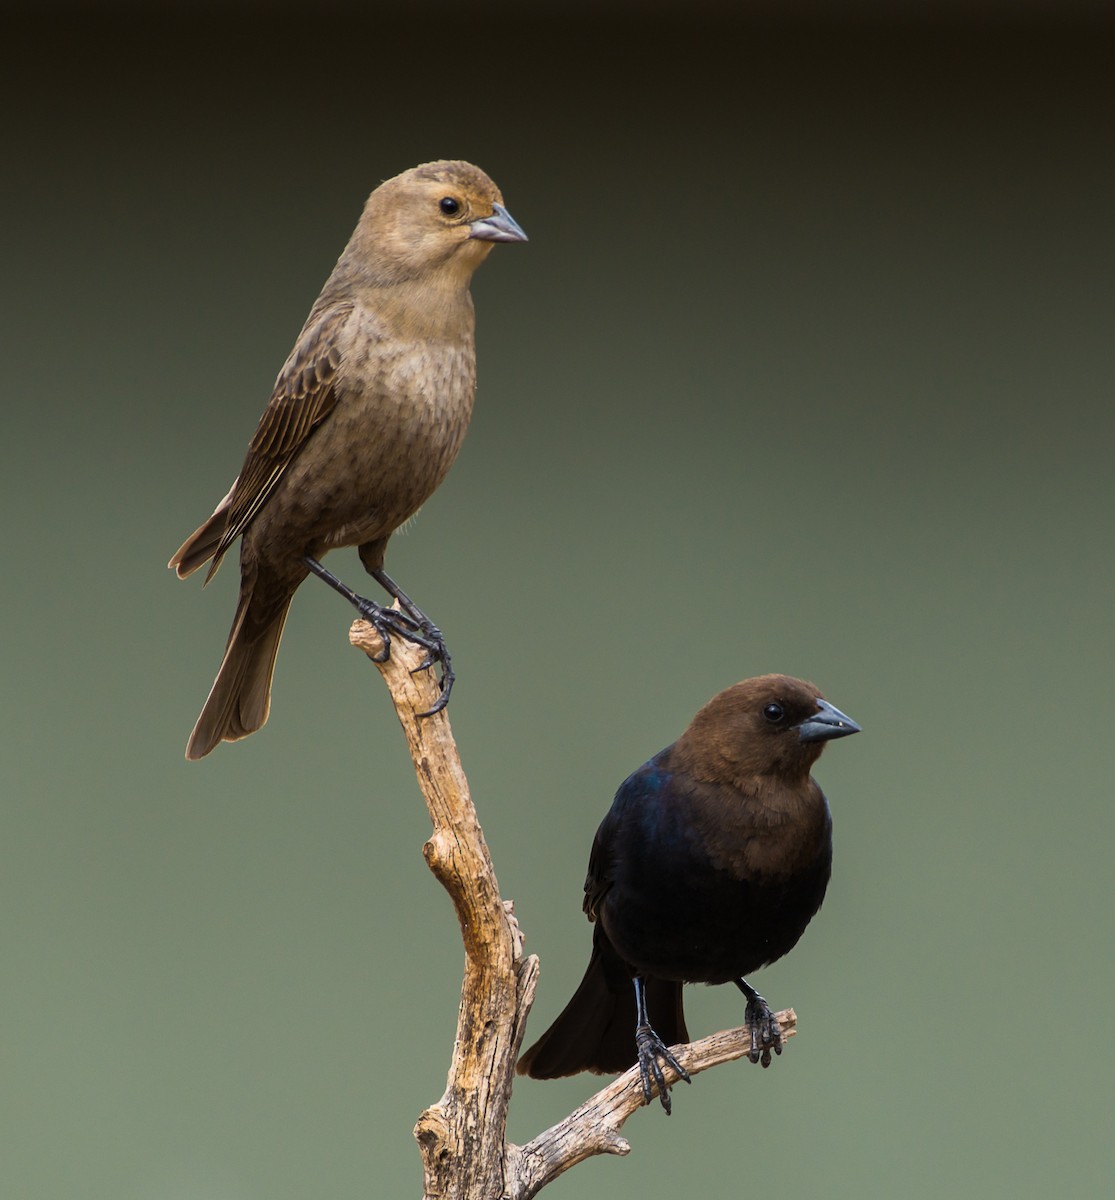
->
[353,564,455,716]
[412,626,454,718]
[635,1023,691,1114]
[355,598,424,639]
[348,601,450,719]
[353,602,392,662]
[355,600,454,714]
[352,597,448,691]
[355,597,422,643]
[302,557,455,718]
[743,992,783,1068]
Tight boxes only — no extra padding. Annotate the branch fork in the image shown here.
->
[349,618,798,1200]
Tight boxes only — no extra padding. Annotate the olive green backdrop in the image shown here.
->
[3,7,1113,1198]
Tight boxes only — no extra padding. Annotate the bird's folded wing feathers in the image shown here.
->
[206,303,353,579]
[583,785,635,920]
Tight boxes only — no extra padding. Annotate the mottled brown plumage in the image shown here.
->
[170,160,526,760]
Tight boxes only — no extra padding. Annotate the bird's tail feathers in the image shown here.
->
[185,589,291,760]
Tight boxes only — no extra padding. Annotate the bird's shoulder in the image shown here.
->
[250,302,354,454]
[583,753,674,920]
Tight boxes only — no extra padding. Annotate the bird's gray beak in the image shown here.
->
[797,699,861,743]
[469,203,528,243]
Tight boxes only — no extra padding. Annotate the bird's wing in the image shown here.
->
[205,302,353,580]
[583,761,662,921]
[583,811,617,922]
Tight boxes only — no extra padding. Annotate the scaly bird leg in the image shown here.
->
[633,976,691,1115]
[303,558,452,714]
[735,978,783,1068]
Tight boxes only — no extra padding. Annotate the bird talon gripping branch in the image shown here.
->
[370,605,425,638]
[635,1024,688,1114]
[367,628,392,665]
[413,639,454,717]
[340,586,454,714]
[740,985,783,1067]
[169,160,526,759]
[518,676,860,1114]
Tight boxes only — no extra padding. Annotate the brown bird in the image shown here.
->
[169,160,526,760]
[517,675,860,1112]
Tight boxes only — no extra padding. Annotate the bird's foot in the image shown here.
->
[635,1023,691,1114]
[367,566,454,715]
[351,595,432,657]
[303,556,453,715]
[352,596,454,714]
[401,616,454,716]
[742,989,783,1068]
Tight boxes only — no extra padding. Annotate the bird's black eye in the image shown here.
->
[439,196,461,215]
[763,703,785,724]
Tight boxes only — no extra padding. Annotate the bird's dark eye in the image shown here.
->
[439,196,461,215]
[763,703,785,724]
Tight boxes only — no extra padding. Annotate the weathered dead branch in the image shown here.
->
[349,617,798,1200]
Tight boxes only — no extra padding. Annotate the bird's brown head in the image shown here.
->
[346,159,527,287]
[673,674,861,786]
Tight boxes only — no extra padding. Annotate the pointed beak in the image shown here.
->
[797,699,861,744]
[469,203,528,243]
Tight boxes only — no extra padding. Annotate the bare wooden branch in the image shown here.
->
[349,618,537,1200]
[507,1010,797,1200]
[349,617,800,1200]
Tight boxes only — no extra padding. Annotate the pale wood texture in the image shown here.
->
[508,1010,797,1200]
[349,617,798,1200]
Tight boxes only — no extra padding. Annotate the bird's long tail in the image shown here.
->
[185,588,291,760]
[517,936,688,1079]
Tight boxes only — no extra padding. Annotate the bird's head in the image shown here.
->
[349,159,527,287]
[676,674,861,784]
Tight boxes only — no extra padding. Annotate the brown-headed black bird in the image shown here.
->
[169,160,526,760]
[517,674,860,1113]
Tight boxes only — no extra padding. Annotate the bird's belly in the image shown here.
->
[256,354,475,558]
[602,862,829,985]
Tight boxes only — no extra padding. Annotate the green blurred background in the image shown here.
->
[4,4,1113,1197]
